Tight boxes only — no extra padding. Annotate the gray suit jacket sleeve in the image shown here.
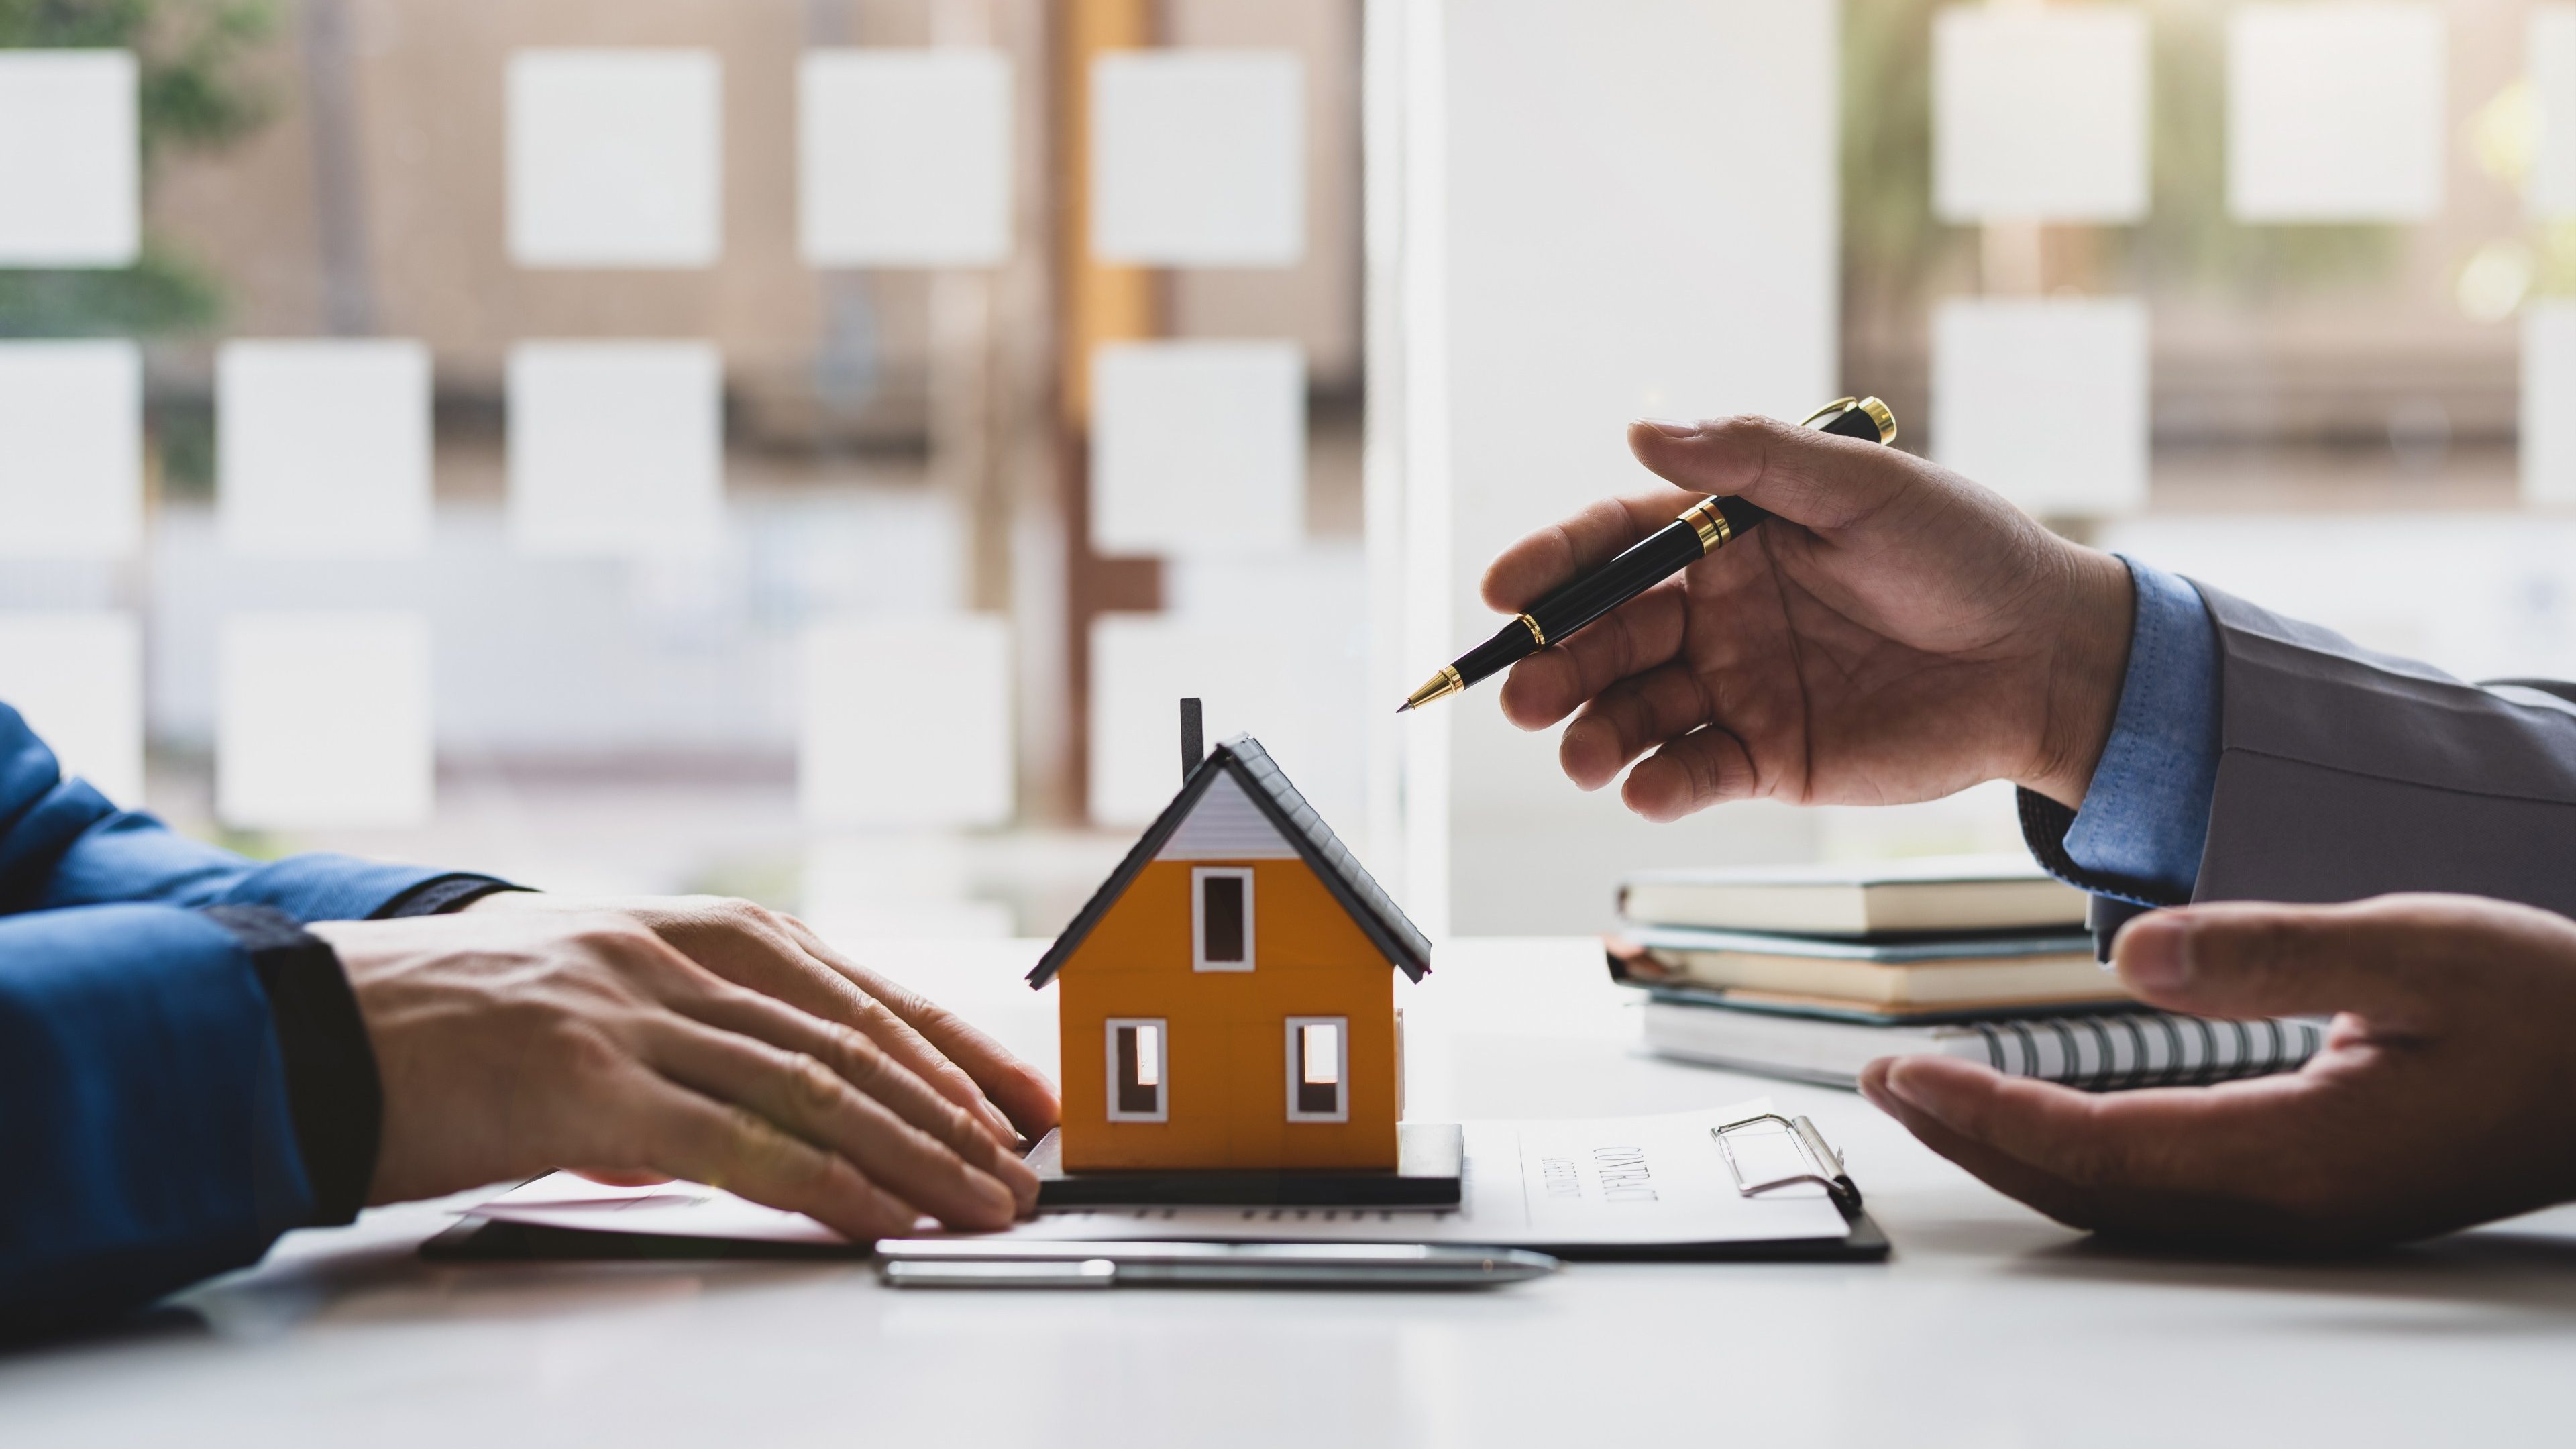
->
[2025,580,2576,918]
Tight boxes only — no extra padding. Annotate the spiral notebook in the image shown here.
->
[1640,995,2328,1091]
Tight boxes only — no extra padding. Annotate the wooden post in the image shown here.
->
[1054,0,1165,824]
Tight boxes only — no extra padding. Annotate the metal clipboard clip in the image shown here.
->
[1713,1112,1862,1214]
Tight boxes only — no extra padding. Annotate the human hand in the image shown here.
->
[465,892,1058,1146]
[1479,415,2135,819]
[1858,895,2576,1250]
[311,909,1041,1240]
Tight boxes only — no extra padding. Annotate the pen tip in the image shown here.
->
[1394,702,1411,714]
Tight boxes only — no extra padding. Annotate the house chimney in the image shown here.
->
[1179,698,1204,780]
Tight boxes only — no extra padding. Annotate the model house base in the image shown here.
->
[1026,1122,1464,1208]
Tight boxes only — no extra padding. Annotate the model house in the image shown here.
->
[1028,724,1432,1173]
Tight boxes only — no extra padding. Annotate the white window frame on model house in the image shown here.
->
[1283,1015,1349,1123]
[1105,1017,1168,1122]
[1191,866,1256,971]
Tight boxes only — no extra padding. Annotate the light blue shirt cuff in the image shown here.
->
[2061,556,2221,901]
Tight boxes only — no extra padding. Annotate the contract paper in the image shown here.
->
[464,1104,1852,1251]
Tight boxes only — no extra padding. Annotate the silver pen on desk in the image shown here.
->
[877,1240,1560,1289]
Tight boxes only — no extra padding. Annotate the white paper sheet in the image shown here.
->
[464,1104,1853,1250]
[1933,6,2148,223]
[1933,296,2149,517]
[800,49,1012,267]
[506,340,724,557]
[1089,338,1305,557]
[0,50,137,266]
[218,339,433,557]
[0,339,141,559]
[2227,3,2444,222]
[508,49,722,268]
[799,614,1014,828]
[1090,50,1303,266]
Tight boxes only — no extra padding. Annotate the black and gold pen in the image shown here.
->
[1396,396,1898,713]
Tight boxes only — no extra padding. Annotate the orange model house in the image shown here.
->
[1027,727,1432,1173]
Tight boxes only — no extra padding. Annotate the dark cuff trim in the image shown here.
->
[202,904,382,1227]
[376,874,526,918]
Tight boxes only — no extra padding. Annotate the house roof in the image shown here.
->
[1026,735,1433,988]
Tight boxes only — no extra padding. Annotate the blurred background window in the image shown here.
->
[0,0,2563,943]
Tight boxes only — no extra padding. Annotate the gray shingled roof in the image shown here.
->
[1026,734,1432,988]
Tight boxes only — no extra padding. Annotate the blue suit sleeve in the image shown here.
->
[0,702,484,922]
[0,904,314,1334]
[2057,557,2224,900]
[2017,556,2223,915]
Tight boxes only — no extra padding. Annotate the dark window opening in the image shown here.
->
[1114,1022,1161,1116]
[1295,1021,1342,1116]
[1201,875,1246,962]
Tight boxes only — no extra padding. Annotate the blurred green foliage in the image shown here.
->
[0,0,278,339]
[1841,0,2398,310]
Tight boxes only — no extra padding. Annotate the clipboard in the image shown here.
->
[426,1106,1890,1266]
[1508,1111,1883,1263]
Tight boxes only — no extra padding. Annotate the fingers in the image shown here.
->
[1555,661,1715,790]
[675,906,1026,1148]
[1479,488,1699,614]
[1868,1054,2337,1242]
[1624,414,1925,532]
[779,918,1063,1137]
[2112,898,2473,1029]
[645,1017,1021,1230]
[1495,583,1690,731]
[621,1071,924,1244]
[1620,725,1758,822]
[1856,1059,2111,1230]
[666,986,1039,1214]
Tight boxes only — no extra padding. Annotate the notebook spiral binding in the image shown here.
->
[1713,1112,1862,1214]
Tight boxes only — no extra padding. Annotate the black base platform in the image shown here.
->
[1031,1122,1464,1208]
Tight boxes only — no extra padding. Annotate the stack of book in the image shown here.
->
[1607,856,2324,1090]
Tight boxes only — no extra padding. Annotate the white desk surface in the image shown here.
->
[9,938,2576,1448]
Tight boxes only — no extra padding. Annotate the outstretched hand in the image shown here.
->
[314,894,1060,1243]
[1480,415,2135,820]
[1859,895,2576,1250]
[467,892,1059,1144]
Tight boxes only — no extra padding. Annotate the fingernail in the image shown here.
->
[1638,417,1701,438]
[2119,914,2192,992]
[979,1101,1016,1142]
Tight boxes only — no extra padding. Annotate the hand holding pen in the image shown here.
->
[1445,405,2139,822]
[1400,398,1897,712]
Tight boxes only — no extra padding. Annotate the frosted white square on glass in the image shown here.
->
[1933,297,2149,517]
[2227,3,2444,222]
[0,339,140,559]
[2524,303,2576,506]
[1091,340,1303,557]
[800,615,1012,828]
[507,341,723,557]
[217,612,433,829]
[1091,50,1302,266]
[802,837,1014,942]
[0,612,142,805]
[800,49,1010,267]
[0,50,136,266]
[1089,613,1361,830]
[218,339,431,557]
[1934,7,2148,223]
[2532,9,2576,219]
[508,49,721,268]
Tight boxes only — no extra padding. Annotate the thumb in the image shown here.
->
[2111,900,2449,1027]
[1625,413,1927,533]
